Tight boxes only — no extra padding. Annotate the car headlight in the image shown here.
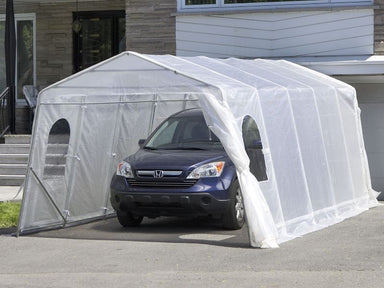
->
[187,161,225,179]
[116,161,134,178]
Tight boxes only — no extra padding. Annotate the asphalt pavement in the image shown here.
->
[0,195,383,288]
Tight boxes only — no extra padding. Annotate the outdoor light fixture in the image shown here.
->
[72,0,82,33]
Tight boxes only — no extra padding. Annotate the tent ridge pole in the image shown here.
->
[38,98,200,106]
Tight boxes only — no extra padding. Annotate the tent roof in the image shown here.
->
[40,52,352,102]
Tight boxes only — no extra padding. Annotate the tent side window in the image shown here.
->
[242,116,268,181]
[43,119,70,178]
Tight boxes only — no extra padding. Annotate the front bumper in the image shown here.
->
[110,189,231,218]
[110,164,235,219]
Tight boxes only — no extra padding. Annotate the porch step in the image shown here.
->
[47,144,69,155]
[45,154,66,165]
[44,164,65,176]
[0,175,25,186]
[4,134,32,144]
[0,164,27,175]
[0,135,31,187]
[0,154,29,164]
[0,144,31,154]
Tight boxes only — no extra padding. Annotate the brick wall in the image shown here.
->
[125,0,176,55]
[36,4,73,87]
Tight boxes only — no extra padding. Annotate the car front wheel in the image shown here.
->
[222,180,245,230]
[116,210,143,227]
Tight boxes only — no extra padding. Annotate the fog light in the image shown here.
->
[201,196,211,205]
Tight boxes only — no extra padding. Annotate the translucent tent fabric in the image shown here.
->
[18,51,379,248]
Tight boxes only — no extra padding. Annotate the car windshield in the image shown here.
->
[144,114,223,150]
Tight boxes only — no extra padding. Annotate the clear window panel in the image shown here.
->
[44,118,70,178]
[17,20,34,101]
[242,116,268,181]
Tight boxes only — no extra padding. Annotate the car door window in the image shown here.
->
[146,120,178,148]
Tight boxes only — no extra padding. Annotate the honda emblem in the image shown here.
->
[154,170,164,178]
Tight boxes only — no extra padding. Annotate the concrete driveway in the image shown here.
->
[1,204,383,288]
[31,216,250,248]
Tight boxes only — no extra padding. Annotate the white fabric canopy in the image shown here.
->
[18,52,379,248]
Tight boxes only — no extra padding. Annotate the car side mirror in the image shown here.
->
[138,139,146,148]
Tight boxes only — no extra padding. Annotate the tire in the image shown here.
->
[222,180,245,230]
[116,210,143,227]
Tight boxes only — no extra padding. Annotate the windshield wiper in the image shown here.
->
[145,146,206,151]
[174,147,206,150]
[143,146,157,150]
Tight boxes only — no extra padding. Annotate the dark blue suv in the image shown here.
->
[110,108,245,230]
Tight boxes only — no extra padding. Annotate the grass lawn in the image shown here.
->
[0,202,21,228]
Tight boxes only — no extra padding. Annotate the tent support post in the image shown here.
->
[334,90,357,199]
[64,105,86,217]
[286,91,313,213]
[102,101,123,216]
[183,94,188,110]
[30,168,67,224]
[148,94,158,134]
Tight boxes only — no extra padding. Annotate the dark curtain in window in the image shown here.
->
[5,0,16,133]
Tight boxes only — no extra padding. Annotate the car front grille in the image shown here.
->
[126,179,197,188]
[127,169,196,188]
[136,170,183,178]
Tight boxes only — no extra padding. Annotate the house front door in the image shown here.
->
[73,10,125,73]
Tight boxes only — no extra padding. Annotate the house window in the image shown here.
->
[0,22,5,92]
[224,0,294,2]
[185,0,217,5]
[186,0,216,4]
[0,14,36,103]
[180,0,372,10]
[183,0,318,6]
[73,10,125,72]
[17,20,34,102]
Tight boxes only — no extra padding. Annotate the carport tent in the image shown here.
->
[18,52,379,248]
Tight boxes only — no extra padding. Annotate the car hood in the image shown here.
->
[126,149,230,171]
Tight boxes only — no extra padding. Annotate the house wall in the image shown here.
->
[125,0,176,54]
[0,0,125,88]
[354,83,384,195]
[0,0,125,133]
[2,1,380,86]
[176,8,374,58]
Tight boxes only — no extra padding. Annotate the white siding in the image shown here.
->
[176,9,374,57]
[354,83,384,199]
